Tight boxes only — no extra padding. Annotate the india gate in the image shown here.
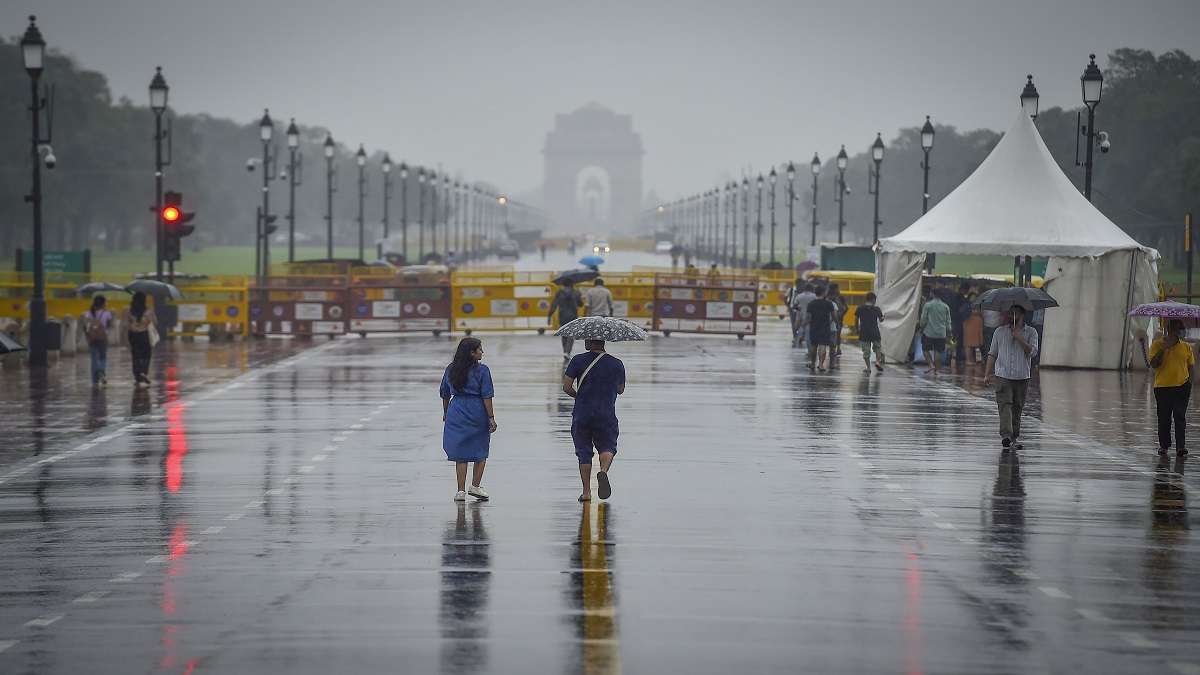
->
[542,102,644,233]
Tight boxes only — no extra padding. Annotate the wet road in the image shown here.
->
[1,322,1199,674]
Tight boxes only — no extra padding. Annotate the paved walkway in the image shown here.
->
[0,325,1197,674]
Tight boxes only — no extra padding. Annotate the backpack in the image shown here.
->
[86,312,108,344]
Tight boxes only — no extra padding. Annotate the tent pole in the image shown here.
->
[1119,251,1137,370]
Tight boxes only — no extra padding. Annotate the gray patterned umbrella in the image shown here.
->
[554,316,648,342]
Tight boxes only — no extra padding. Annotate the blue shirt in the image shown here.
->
[564,351,625,422]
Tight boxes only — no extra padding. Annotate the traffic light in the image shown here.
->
[263,214,278,237]
[161,190,196,263]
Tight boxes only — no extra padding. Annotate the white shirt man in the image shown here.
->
[584,280,614,317]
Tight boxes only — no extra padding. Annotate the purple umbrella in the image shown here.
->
[1128,301,1200,320]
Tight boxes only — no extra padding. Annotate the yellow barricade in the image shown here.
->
[451,270,557,334]
[753,268,798,319]
[169,275,251,338]
[0,271,132,323]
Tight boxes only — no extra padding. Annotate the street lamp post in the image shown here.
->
[21,15,49,367]
[1080,54,1104,201]
[498,195,509,238]
[258,110,275,281]
[741,179,750,269]
[768,168,777,264]
[443,175,451,256]
[417,169,426,261]
[355,145,366,261]
[285,119,300,262]
[399,162,408,263]
[381,154,392,248]
[787,162,797,267]
[868,133,885,244]
[429,171,438,261]
[149,66,169,281]
[835,146,848,244]
[323,133,336,259]
[920,116,935,214]
[726,183,735,267]
[755,175,764,267]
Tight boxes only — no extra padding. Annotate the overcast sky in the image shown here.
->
[24,0,1200,201]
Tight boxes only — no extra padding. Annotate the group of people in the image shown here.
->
[81,293,158,388]
[441,335,625,503]
[547,278,615,360]
[786,280,865,372]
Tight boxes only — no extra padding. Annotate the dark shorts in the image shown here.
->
[923,337,947,353]
[571,417,618,464]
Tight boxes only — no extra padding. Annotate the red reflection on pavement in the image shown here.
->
[904,549,925,675]
[165,366,188,493]
[168,523,190,561]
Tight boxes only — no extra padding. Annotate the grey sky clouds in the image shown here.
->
[22,0,1200,200]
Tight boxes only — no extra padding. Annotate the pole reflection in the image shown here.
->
[439,503,491,674]
[568,502,620,675]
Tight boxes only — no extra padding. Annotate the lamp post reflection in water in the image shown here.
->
[570,502,619,674]
[440,503,491,674]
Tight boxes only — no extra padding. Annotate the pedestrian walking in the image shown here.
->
[805,286,836,371]
[83,295,113,387]
[123,291,157,388]
[855,292,885,373]
[548,279,584,360]
[919,287,952,375]
[828,283,848,361]
[584,279,614,317]
[563,338,625,502]
[440,337,497,502]
[983,306,1039,450]
[787,281,816,349]
[1145,319,1194,457]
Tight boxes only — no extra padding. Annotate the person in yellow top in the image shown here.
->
[1147,320,1195,456]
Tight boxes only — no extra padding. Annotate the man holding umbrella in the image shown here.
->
[557,316,646,502]
[983,304,1040,450]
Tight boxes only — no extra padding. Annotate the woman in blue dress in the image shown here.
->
[441,337,497,502]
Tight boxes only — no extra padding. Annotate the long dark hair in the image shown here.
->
[90,295,106,313]
[448,337,482,391]
[130,291,147,320]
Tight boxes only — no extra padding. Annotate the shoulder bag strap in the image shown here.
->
[576,352,606,389]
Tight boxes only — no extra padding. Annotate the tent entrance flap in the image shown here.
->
[876,251,927,364]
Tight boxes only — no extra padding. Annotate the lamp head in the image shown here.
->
[1020,74,1040,119]
[286,118,300,148]
[871,133,885,162]
[323,133,335,158]
[259,109,274,142]
[21,16,46,75]
[836,145,848,170]
[148,66,169,112]
[920,115,935,150]
[1081,53,1103,106]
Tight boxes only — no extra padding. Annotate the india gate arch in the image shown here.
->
[543,103,644,233]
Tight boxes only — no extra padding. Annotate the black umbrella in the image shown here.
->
[974,286,1058,312]
[0,332,27,354]
[553,268,600,285]
[125,279,183,300]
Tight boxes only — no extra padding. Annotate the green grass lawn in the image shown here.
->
[91,246,365,278]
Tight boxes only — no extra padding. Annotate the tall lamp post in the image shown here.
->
[149,66,169,280]
[21,16,49,367]
[285,119,300,262]
[755,175,764,267]
[258,110,276,281]
[726,183,736,267]
[920,116,935,214]
[323,133,336,258]
[417,169,427,261]
[454,182,463,255]
[1080,54,1104,201]
[786,162,797,267]
[381,154,392,247]
[741,178,750,269]
[355,145,366,260]
[398,162,408,263]
[868,133,885,245]
[768,168,777,264]
[443,174,452,256]
[835,146,848,243]
[809,155,820,251]
[429,171,439,260]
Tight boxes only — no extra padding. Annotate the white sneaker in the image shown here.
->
[468,485,490,501]
[453,491,467,502]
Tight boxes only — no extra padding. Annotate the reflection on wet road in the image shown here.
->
[0,321,1199,673]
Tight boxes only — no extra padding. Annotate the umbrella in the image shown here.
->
[974,286,1058,312]
[75,282,127,294]
[578,255,605,267]
[555,316,648,342]
[1128,301,1200,320]
[125,279,183,300]
[0,332,27,354]
[553,268,599,285]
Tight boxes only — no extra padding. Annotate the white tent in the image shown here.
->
[875,110,1158,369]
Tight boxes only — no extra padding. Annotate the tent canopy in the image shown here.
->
[879,111,1154,259]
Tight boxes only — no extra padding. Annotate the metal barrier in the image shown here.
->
[249,275,348,337]
[169,275,250,338]
[348,267,452,335]
[0,271,133,324]
[652,273,759,339]
[753,268,796,318]
[451,270,557,334]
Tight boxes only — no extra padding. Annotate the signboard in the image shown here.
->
[16,249,91,274]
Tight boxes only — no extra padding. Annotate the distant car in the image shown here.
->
[497,240,520,259]
[593,240,611,254]
[655,240,673,254]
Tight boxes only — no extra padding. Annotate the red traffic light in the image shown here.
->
[162,206,181,222]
